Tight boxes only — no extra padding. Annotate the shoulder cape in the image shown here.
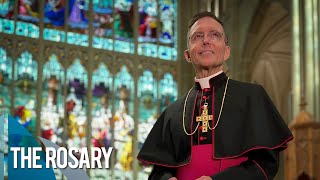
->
[137,80,293,167]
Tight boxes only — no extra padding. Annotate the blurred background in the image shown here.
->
[0,0,319,179]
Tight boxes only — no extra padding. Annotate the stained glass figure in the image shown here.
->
[0,0,14,18]
[66,59,88,149]
[16,0,40,38]
[138,70,157,121]
[44,0,66,42]
[138,0,157,43]
[159,72,177,112]
[113,66,134,179]
[114,0,134,53]
[92,0,113,50]
[90,63,113,179]
[158,0,177,60]
[41,55,65,145]
[137,70,157,179]
[0,0,14,34]
[14,51,38,134]
[159,0,175,45]
[0,48,12,115]
[67,0,89,46]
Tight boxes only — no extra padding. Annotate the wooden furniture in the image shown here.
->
[285,105,320,180]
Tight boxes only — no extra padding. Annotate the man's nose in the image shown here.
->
[202,34,211,45]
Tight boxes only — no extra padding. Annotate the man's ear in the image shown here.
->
[184,50,191,63]
[224,46,231,61]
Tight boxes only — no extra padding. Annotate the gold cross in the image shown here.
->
[196,103,213,132]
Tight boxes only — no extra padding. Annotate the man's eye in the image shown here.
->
[211,32,220,37]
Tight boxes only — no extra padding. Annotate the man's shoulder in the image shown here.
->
[166,95,185,109]
[229,79,264,94]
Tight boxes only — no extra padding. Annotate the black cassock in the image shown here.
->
[138,73,293,180]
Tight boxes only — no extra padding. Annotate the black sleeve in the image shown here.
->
[211,149,280,180]
[148,165,176,180]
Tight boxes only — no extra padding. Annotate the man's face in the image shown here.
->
[184,17,230,70]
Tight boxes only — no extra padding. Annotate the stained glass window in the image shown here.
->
[159,73,177,112]
[137,0,177,60]
[114,0,134,53]
[92,0,114,50]
[41,54,65,144]
[91,63,113,179]
[137,70,157,179]
[113,66,134,179]
[67,0,90,46]
[0,48,12,114]
[16,0,39,38]
[66,59,88,149]
[44,0,66,42]
[41,54,65,179]
[138,0,157,57]
[14,51,38,134]
[3,0,179,178]
[0,0,15,34]
[159,0,177,60]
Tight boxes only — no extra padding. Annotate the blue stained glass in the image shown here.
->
[43,54,64,81]
[16,21,39,38]
[159,73,177,112]
[138,0,157,43]
[17,0,40,21]
[91,64,112,180]
[0,0,14,18]
[43,28,66,42]
[43,0,66,42]
[16,0,40,38]
[41,54,65,147]
[67,32,89,46]
[138,43,157,58]
[14,51,38,135]
[68,0,89,28]
[159,0,176,45]
[92,64,112,89]
[93,36,113,50]
[0,18,14,34]
[44,0,66,27]
[114,0,134,40]
[114,66,134,114]
[113,66,134,179]
[67,59,88,86]
[114,40,134,54]
[67,0,89,46]
[93,0,113,50]
[138,70,157,121]
[15,52,38,81]
[0,48,12,114]
[66,59,87,149]
[93,0,113,37]
[158,45,175,60]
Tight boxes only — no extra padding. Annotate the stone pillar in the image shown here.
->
[292,0,320,121]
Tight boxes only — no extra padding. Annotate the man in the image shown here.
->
[137,11,293,180]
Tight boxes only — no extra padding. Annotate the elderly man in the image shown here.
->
[138,11,293,180]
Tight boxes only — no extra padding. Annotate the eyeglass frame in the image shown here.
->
[188,30,228,45]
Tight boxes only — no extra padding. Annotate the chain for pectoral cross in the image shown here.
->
[196,99,213,133]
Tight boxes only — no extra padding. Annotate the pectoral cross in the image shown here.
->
[196,103,212,133]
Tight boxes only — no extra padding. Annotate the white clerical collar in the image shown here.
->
[194,70,223,89]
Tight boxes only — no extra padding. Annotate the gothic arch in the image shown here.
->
[242,1,292,121]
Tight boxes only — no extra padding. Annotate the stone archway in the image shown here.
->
[242,1,292,122]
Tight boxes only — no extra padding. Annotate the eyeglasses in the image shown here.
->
[189,30,225,44]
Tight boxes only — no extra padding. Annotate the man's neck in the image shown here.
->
[195,67,223,79]
[194,70,223,89]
